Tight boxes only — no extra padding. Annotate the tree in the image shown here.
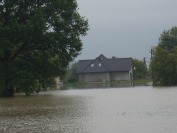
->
[158,27,177,50]
[0,0,89,96]
[133,58,147,79]
[151,27,177,86]
[65,61,78,83]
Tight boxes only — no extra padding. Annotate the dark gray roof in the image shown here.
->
[77,55,133,73]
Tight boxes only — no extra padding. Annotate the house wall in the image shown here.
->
[79,69,133,82]
[110,71,131,81]
[79,73,110,82]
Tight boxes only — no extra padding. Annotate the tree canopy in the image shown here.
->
[151,27,177,86]
[0,0,89,96]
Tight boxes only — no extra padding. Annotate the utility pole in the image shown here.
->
[150,48,153,61]
[143,57,147,78]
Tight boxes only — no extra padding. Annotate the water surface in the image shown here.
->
[0,86,177,133]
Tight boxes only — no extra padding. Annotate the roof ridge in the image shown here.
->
[105,57,132,60]
[99,58,112,71]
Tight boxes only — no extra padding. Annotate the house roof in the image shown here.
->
[77,54,133,73]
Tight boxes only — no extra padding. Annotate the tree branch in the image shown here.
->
[10,43,26,61]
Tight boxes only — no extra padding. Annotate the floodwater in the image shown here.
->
[0,86,177,133]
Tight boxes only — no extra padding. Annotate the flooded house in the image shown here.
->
[77,54,134,82]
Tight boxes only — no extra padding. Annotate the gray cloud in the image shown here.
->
[76,0,177,62]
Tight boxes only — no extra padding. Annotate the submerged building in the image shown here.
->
[77,54,133,82]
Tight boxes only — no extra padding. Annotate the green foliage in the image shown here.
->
[159,27,177,50]
[151,27,177,86]
[0,0,89,96]
[65,62,78,83]
[133,59,147,79]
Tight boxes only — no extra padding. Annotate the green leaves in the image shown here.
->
[159,27,177,51]
[133,59,147,79]
[0,0,89,96]
[151,27,177,86]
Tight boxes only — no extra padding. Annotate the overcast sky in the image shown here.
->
[76,0,177,62]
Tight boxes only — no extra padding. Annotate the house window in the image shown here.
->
[91,64,94,67]
[98,63,102,67]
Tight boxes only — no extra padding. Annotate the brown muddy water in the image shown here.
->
[0,86,177,133]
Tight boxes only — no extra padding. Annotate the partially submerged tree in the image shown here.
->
[0,0,89,96]
[151,27,177,86]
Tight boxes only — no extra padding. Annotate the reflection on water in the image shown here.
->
[0,86,177,133]
[62,82,152,90]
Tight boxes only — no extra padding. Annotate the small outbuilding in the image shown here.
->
[77,54,134,82]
